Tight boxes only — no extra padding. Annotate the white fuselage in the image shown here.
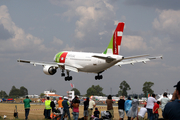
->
[57,51,123,73]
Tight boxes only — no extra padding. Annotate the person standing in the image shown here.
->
[60,97,71,120]
[88,98,96,120]
[153,101,160,120]
[72,96,80,120]
[160,92,169,113]
[83,97,89,120]
[124,96,132,120]
[50,98,56,113]
[118,96,125,120]
[106,95,114,120]
[58,97,63,115]
[146,94,157,120]
[23,96,32,120]
[163,81,180,119]
[45,97,52,119]
[127,96,139,120]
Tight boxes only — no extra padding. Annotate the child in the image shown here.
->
[94,107,100,118]
[153,101,160,120]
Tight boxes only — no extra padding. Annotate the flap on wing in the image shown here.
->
[65,65,79,73]
[92,55,115,63]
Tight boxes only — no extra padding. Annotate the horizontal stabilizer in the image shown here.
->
[92,55,115,63]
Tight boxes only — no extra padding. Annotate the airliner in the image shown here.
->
[17,22,162,81]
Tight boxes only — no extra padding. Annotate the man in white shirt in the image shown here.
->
[146,94,157,120]
[88,98,96,120]
[138,105,147,120]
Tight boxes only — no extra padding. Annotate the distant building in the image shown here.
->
[44,91,61,99]
[67,91,74,101]
[27,94,40,98]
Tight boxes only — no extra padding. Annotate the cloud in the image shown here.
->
[50,0,116,40]
[0,5,45,52]
[0,24,14,40]
[153,9,180,44]
[122,35,147,51]
[124,0,180,10]
[52,36,63,45]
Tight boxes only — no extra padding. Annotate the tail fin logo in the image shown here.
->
[103,22,124,55]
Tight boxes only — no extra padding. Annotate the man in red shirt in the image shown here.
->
[153,101,160,120]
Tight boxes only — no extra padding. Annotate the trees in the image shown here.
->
[118,80,131,97]
[142,81,154,97]
[19,86,28,96]
[9,86,20,98]
[86,85,105,97]
[40,93,45,98]
[71,88,80,96]
[0,90,8,98]
[9,86,28,98]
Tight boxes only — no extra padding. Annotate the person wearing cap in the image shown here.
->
[60,97,71,120]
[163,81,180,119]
[124,96,132,120]
[83,97,89,120]
[118,96,125,120]
[23,96,32,120]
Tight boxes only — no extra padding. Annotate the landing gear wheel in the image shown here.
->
[64,76,73,81]
[61,73,65,77]
[95,75,103,80]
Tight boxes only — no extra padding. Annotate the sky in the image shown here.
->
[0,0,180,96]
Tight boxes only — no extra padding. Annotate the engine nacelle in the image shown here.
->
[43,66,57,75]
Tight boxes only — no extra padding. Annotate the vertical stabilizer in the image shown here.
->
[103,22,125,55]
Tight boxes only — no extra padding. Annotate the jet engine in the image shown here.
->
[43,66,57,75]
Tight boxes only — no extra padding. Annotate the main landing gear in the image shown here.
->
[95,73,103,80]
[62,70,72,81]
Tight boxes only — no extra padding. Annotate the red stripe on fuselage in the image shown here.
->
[59,52,68,63]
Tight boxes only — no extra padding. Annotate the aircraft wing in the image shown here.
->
[115,55,163,66]
[17,59,59,67]
[17,59,80,73]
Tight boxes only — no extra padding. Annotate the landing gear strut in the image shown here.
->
[64,70,72,81]
[61,70,65,77]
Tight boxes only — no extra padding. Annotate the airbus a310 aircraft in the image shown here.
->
[17,22,162,81]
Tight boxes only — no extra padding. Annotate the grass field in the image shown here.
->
[0,103,163,120]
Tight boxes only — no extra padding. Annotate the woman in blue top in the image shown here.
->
[124,96,132,120]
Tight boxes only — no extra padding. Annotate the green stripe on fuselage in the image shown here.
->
[55,52,63,62]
